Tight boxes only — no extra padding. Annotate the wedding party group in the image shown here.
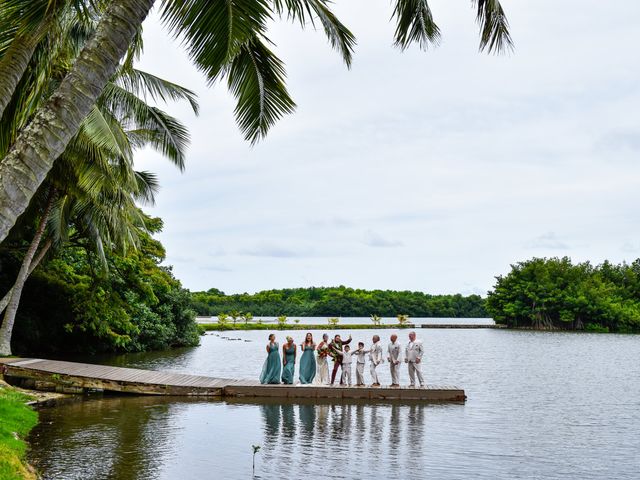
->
[259,331,425,388]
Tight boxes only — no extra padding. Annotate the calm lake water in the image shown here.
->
[27,327,640,479]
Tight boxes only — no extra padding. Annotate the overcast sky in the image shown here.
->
[134,1,640,295]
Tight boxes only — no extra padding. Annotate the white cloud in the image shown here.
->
[363,230,404,248]
[526,232,571,250]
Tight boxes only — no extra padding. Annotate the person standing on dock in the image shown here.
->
[281,337,297,384]
[369,335,384,386]
[387,334,402,387]
[259,334,282,384]
[405,331,424,387]
[314,334,331,385]
[299,333,317,384]
[341,345,354,386]
[353,342,369,386]
[329,334,352,385]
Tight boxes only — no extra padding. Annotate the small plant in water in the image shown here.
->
[242,312,253,325]
[217,313,229,329]
[370,314,382,326]
[229,310,241,326]
[252,444,261,476]
[276,315,288,329]
[328,317,339,327]
[294,319,300,325]
[397,314,410,327]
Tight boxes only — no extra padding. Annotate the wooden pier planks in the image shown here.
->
[0,358,465,402]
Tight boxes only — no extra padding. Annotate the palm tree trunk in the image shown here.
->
[0,0,155,244]
[0,31,40,119]
[0,237,52,315]
[0,194,55,355]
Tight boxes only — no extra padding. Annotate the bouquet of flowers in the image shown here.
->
[317,344,330,359]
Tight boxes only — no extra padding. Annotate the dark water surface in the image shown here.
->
[28,329,640,479]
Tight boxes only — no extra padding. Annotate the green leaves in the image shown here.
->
[227,36,296,144]
[392,0,441,51]
[160,0,272,84]
[473,0,513,54]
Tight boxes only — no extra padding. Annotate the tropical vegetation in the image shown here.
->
[191,286,488,318]
[2,215,200,354]
[487,257,640,332]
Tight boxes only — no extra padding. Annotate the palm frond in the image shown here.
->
[134,170,159,205]
[273,0,355,67]
[81,104,133,161]
[227,35,296,144]
[392,0,441,51]
[472,0,513,54]
[160,0,272,85]
[99,83,190,170]
[116,67,199,114]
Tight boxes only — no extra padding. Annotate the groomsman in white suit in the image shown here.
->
[369,335,384,386]
[387,334,401,387]
[404,331,424,387]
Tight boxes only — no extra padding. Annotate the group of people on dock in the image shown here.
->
[259,331,425,388]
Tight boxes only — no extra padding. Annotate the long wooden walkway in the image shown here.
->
[0,358,465,402]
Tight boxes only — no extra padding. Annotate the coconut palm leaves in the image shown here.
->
[474,0,513,54]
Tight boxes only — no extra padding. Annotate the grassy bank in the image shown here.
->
[0,380,38,480]
[200,323,415,331]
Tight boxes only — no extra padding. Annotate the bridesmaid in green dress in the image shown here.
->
[260,334,282,384]
[298,332,317,384]
[281,336,297,384]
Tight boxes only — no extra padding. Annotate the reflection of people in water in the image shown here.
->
[260,403,281,451]
[258,402,429,477]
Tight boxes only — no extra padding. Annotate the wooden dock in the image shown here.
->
[0,358,465,402]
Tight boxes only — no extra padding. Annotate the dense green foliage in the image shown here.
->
[0,383,38,480]
[0,216,200,354]
[487,257,640,332]
[191,287,487,318]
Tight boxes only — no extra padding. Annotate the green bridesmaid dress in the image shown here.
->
[281,344,296,384]
[299,345,316,384]
[260,342,282,384]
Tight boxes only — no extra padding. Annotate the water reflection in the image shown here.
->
[30,398,440,480]
[28,396,181,479]
[252,399,436,478]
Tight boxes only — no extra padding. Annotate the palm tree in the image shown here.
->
[0,45,197,355]
[0,0,513,243]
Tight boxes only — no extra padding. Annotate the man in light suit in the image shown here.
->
[369,335,384,386]
[387,334,401,387]
[404,331,424,387]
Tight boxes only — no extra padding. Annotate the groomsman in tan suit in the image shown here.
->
[369,335,384,386]
[387,334,401,387]
[404,331,424,387]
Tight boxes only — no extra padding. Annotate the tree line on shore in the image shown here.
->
[487,257,640,333]
[190,287,488,318]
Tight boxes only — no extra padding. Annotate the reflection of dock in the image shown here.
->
[1,358,466,402]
